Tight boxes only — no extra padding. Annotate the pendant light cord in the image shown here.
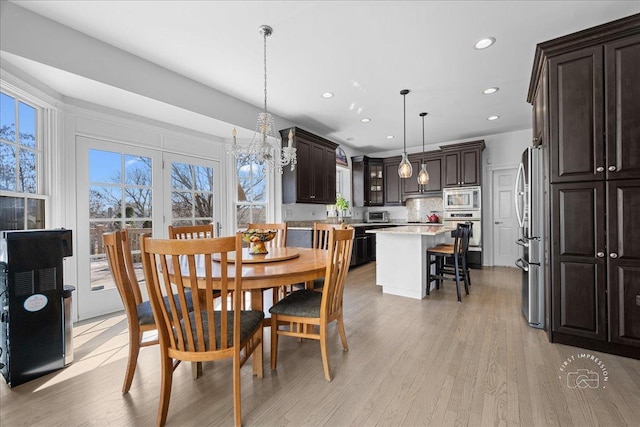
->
[403,92,407,154]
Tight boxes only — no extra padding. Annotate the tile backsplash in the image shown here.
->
[406,197,443,222]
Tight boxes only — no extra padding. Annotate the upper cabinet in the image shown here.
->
[383,156,402,206]
[281,127,337,204]
[547,32,640,183]
[352,156,384,207]
[441,141,485,187]
[402,152,443,199]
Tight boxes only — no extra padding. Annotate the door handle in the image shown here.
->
[608,165,617,172]
[516,238,529,247]
[610,253,618,259]
[597,252,605,258]
[494,221,502,224]
[596,166,604,172]
[515,258,529,272]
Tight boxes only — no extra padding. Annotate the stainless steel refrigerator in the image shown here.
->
[515,146,544,329]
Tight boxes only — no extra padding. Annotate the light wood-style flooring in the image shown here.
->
[2,264,639,426]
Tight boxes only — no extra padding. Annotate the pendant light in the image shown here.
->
[398,89,413,178]
[417,112,430,186]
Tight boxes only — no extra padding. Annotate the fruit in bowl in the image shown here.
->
[241,229,277,254]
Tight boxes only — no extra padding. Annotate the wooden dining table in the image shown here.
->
[177,246,329,313]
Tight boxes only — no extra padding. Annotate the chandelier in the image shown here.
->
[227,25,296,174]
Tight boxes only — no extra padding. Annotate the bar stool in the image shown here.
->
[426,223,471,302]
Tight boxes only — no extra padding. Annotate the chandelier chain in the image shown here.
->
[263,28,268,113]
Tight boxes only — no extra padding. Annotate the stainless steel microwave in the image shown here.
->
[365,211,390,223]
[443,186,481,211]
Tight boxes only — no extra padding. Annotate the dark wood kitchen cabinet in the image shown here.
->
[401,153,443,199]
[530,13,640,359]
[441,141,484,188]
[281,127,337,204]
[352,156,383,207]
[383,156,402,205]
[548,32,640,184]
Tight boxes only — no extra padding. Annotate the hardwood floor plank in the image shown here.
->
[2,263,639,426]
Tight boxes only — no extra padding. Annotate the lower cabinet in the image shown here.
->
[551,180,640,354]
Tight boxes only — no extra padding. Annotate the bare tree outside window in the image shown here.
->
[236,154,267,228]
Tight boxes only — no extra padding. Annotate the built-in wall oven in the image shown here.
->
[442,186,482,268]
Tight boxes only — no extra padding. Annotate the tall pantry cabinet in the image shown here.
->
[529,13,640,359]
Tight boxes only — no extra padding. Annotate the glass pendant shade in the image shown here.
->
[398,153,413,178]
[417,163,430,185]
[398,89,412,178]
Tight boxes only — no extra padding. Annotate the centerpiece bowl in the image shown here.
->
[241,229,277,254]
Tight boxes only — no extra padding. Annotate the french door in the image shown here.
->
[76,137,221,319]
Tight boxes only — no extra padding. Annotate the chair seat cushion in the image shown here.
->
[137,291,195,326]
[427,246,455,255]
[269,289,322,318]
[176,310,265,351]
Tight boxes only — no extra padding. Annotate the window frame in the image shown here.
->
[0,85,50,230]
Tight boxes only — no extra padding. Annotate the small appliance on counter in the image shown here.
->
[427,212,440,223]
[365,211,389,223]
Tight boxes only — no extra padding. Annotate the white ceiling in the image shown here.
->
[4,1,640,154]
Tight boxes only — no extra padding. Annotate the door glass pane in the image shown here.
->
[170,161,214,226]
[88,149,153,291]
[18,102,36,148]
[89,150,120,183]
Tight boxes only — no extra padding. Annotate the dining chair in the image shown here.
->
[269,226,355,381]
[168,223,216,239]
[307,222,347,290]
[103,230,193,394]
[247,222,288,303]
[425,223,472,302]
[140,233,264,427]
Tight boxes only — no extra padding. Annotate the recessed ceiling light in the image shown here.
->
[487,115,500,121]
[386,135,394,139]
[483,87,499,94]
[321,92,334,99]
[361,118,371,123]
[474,37,496,50]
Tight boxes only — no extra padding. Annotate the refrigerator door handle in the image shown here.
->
[514,162,525,228]
[515,258,529,272]
[516,238,529,247]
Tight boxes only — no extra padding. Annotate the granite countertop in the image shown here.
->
[287,221,443,230]
[365,225,453,236]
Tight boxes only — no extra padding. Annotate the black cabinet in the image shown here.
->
[530,13,640,359]
[401,153,443,199]
[441,141,484,187]
[549,33,640,183]
[281,127,337,204]
[352,156,384,207]
[383,156,402,206]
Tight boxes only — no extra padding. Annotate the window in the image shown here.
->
[235,155,267,228]
[0,91,45,230]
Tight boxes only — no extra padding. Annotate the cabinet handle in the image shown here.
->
[310,195,315,199]
[596,166,604,172]
[597,252,605,258]
[494,221,503,224]
[608,165,617,172]
[610,253,618,259]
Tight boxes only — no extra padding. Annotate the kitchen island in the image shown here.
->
[366,225,452,299]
